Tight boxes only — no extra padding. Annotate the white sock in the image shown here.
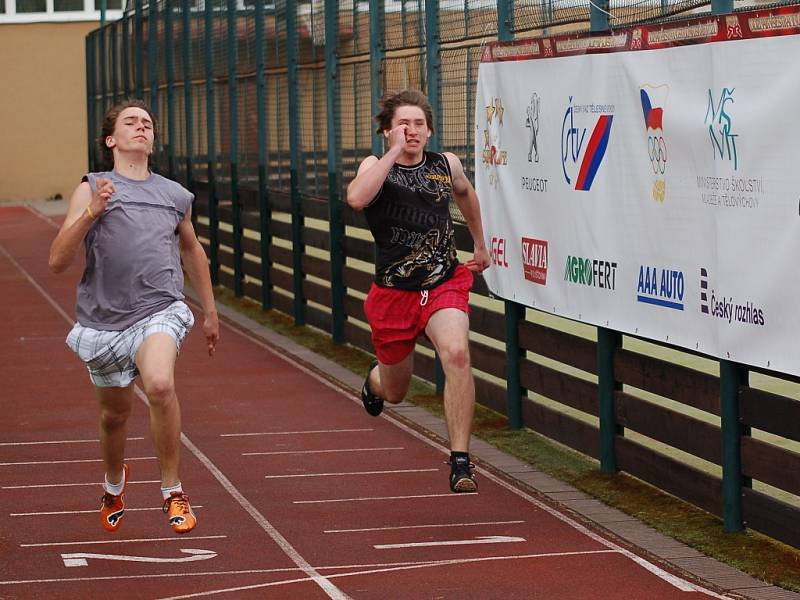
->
[161,482,183,500]
[104,469,126,496]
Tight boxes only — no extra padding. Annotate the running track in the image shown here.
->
[0,205,736,599]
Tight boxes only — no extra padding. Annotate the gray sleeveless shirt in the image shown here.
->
[76,171,194,330]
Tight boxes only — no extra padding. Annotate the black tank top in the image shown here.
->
[364,151,459,290]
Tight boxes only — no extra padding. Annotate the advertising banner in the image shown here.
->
[476,6,800,376]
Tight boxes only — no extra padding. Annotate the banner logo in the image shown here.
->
[640,85,669,202]
[637,266,685,310]
[522,238,548,285]
[482,97,508,187]
[561,96,614,191]
[491,236,509,268]
[705,88,739,170]
[564,256,617,290]
[700,268,765,326]
[526,93,541,163]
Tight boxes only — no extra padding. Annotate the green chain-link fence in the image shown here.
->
[86,0,800,552]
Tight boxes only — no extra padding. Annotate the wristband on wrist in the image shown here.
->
[86,204,97,220]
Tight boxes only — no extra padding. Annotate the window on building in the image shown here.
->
[16,0,47,12]
[54,0,83,10]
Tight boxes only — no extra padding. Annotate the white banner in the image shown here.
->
[475,11,800,376]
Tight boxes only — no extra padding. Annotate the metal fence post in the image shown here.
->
[597,326,621,473]
[720,359,747,532]
[255,0,272,310]
[135,0,144,98]
[325,0,345,343]
[148,0,158,115]
[227,0,242,297]
[165,0,176,180]
[497,0,524,429]
[111,21,119,104]
[86,34,97,172]
[99,9,107,113]
[505,301,524,429]
[121,12,130,98]
[287,0,306,325]
[181,0,194,198]
[590,0,609,32]
[205,0,219,284]
[369,0,384,157]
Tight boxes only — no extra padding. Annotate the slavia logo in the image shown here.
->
[700,268,765,326]
[640,85,668,202]
[636,265,685,310]
[561,96,614,191]
[522,237,548,285]
[705,88,738,170]
[564,256,617,290]
[490,236,509,268]
[482,96,508,187]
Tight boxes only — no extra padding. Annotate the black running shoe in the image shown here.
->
[448,455,477,493]
[361,360,384,417]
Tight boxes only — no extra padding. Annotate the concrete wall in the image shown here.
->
[0,21,98,201]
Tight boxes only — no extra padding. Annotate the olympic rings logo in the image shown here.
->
[648,135,667,174]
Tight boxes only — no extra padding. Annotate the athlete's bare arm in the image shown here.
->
[49,178,115,273]
[346,125,408,210]
[444,152,490,273]
[178,210,219,356]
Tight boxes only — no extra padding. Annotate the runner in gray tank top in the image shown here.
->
[49,99,219,534]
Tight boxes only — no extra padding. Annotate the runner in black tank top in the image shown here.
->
[364,150,458,290]
[347,89,490,493]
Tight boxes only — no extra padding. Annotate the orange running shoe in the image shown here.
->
[163,491,197,534]
[100,463,129,533]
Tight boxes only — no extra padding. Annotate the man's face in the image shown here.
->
[108,107,155,157]
[389,105,430,151]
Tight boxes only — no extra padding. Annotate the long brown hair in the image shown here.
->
[375,89,434,135]
[98,99,158,169]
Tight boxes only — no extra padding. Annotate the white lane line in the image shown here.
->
[0,551,615,587]
[324,520,525,533]
[375,535,526,549]
[155,550,625,600]
[244,447,403,456]
[294,493,475,504]
[1,456,157,467]
[215,305,726,598]
[170,416,350,600]
[21,535,227,547]
[62,548,216,567]
[0,437,145,447]
[221,429,372,437]
[11,506,204,517]
[265,469,437,479]
[2,228,351,600]
[3,480,159,490]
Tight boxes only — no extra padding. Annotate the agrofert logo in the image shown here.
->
[564,256,617,290]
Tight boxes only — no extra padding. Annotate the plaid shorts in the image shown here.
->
[66,300,195,388]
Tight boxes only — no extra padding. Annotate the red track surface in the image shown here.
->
[0,205,732,599]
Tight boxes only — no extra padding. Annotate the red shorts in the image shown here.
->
[364,264,473,365]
